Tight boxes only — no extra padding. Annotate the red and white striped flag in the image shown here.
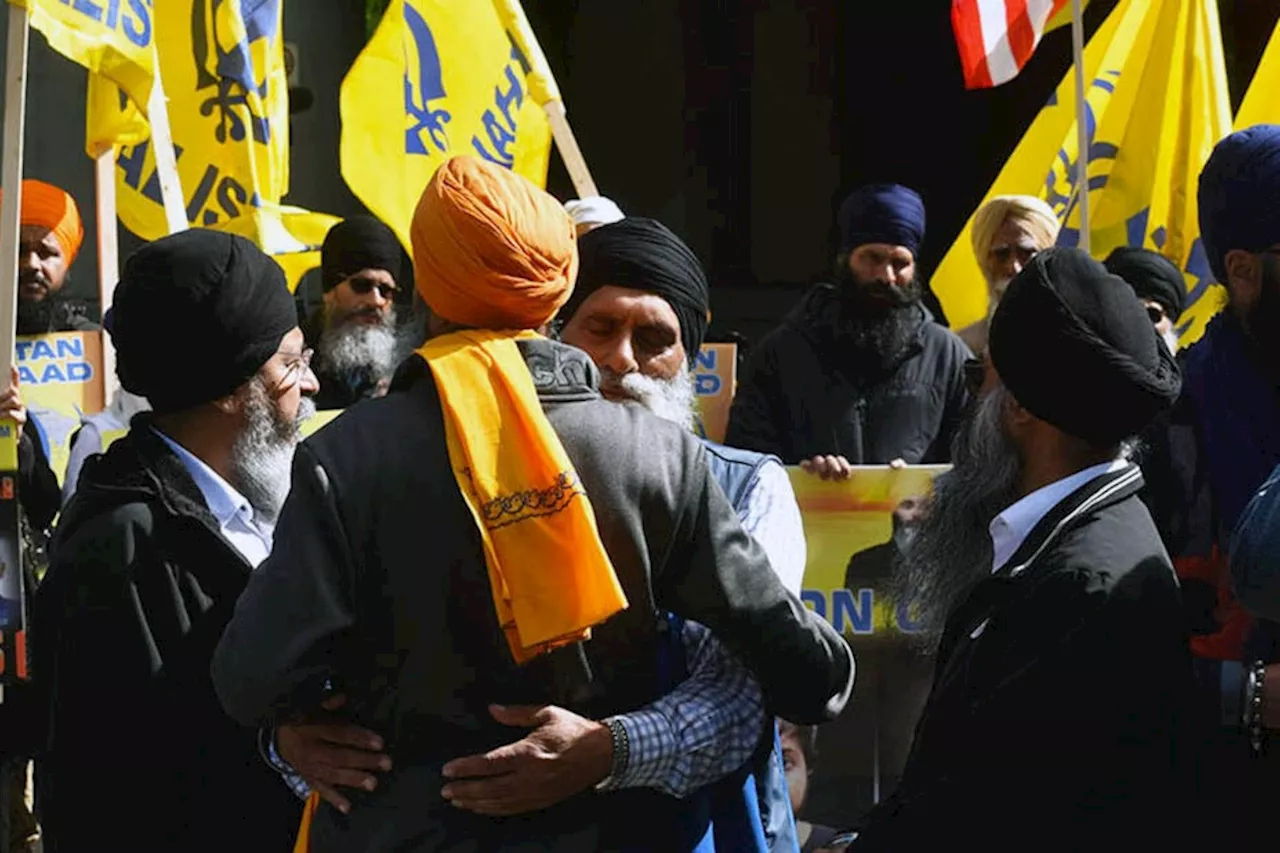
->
[952,0,1078,89]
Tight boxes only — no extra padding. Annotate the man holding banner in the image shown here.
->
[10,180,95,337]
[853,249,1192,850]
[727,184,970,477]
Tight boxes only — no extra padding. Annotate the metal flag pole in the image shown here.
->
[1071,0,1090,254]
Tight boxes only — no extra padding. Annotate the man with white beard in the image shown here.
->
[855,248,1195,851]
[556,216,806,852]
[32,230,317,853]
[957,194,1060,357]
[1104,246,1186,355]
[304,215,406,410]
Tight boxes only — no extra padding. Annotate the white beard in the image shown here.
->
[1161,327,1181,354]
[318,313,398,380]
[601,365,698,431]
[226,381,315,525]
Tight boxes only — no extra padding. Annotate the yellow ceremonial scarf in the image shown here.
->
[418,329,628,664]
[292,793,319,853]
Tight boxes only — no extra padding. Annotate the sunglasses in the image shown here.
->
[346,276,398,300]
[989,245,1040,266]
[963,357,985,395]
[1145,304,1168,325]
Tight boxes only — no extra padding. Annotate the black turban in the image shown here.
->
[113,229,298,414]
[562,217,710,366]
[989,248,1181,445]
[1199,125,1280,283]
[1104,246,1186,322]
[320,215,404,291]
[838,183,926,257]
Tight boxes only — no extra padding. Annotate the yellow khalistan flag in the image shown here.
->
[1234,20,1280,130]
[341,0,553,253]
[5,0,156,152]
[934,0,1231,348]
[88,0,298,252]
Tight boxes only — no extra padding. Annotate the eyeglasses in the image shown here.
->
[1146,304,1166,324]
[275,348,315,388]
[963,357,985,395]
[346,276,398,300]
[989,245,1040,266]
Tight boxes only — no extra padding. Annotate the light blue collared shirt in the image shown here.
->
[988,459,1128,573]
[153,429,273,567]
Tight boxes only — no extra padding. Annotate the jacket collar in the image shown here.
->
[393,337,603,404]
[68,413,227,542]
[998,461,1146,579]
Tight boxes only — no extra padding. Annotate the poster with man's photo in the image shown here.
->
[788,465,947,831]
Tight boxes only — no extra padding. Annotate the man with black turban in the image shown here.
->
[32,229,316,853]
[556,216,805,852]
[727,183,971,478]
[1141,124,1280,834]
[303,215,408,410]
[1105,246,1186,354]
[850,248,1194,850]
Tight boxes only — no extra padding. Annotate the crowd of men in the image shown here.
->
[0,120,1276,852]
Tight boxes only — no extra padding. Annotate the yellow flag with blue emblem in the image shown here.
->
[1234,20,1280,130]
[91,0,294,250]
[934,0,1231,348]
[340,0,553,253]
[5,0,157,153]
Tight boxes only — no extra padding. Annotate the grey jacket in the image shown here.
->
[212,338,853,853]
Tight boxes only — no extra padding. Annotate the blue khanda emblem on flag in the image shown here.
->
[400,2,535,170]
[192,0,281,145]
[1045,69,1122,246]
[1042,69,1216,334]
[403,3,452,155]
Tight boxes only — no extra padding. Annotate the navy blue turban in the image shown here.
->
[837,183,926,258]
[1199,124,1280,283]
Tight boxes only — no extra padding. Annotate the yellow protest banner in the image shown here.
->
[693,343,736,444]
[789,464,945,825]
[18,332,105,486]
[101,0,293,248]
[340,0,553,253]
[934,0,1231,348]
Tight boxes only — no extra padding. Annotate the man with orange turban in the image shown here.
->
[213,155,853,853]
[10,179,95,336]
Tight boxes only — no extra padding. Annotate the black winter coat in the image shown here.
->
[852,464,1201,851]
[726,286,971,465]
[31,423,302,853]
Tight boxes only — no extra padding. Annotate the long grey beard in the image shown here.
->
[892,384,1023,652]
[226,380,315,525]
[600,364,698,431]
[318,312,399,381]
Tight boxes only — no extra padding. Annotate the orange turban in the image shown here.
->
[18,180,84,265]
[411,156,577,330]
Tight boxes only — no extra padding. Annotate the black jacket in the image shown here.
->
[32,421,301,853]
[212,339,854,853]
[726,286,971,464]
[852,465,1200,851]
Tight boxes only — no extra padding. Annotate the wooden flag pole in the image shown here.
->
[93,145,119,402]
[0,1,32,706]
[544,101,599,199]
[147,64,187,235]
[490,0,600,199]
[1071,0,1090,254]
